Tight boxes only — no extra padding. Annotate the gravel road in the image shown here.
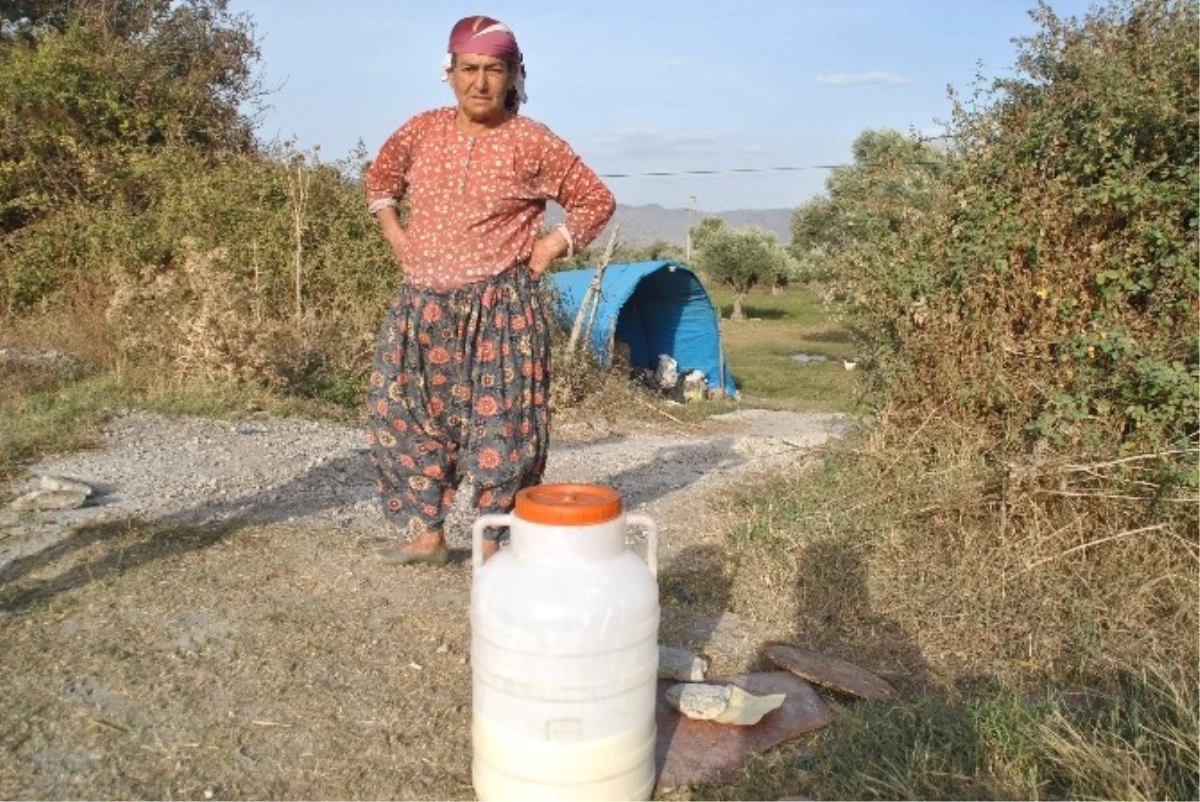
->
[2,407,851,571]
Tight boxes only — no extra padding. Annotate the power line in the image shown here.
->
[597,161,946,179]
[598,165,842,179]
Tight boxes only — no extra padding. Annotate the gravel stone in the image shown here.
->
[1,409,850,571]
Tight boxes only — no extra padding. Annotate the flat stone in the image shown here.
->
[654,671,834,792]
[10,488,90,511]
[38,474,95,497]
[762,642,896,700]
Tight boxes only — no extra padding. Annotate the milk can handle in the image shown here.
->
[472,514,513,572]
[626,513,659,577]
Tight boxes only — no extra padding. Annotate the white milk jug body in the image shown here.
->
[470,484,660,801]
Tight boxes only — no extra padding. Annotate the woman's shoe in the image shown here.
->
[373,545,451,566]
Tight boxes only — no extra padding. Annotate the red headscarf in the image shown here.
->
[448,15,522,63]
[441,15,527,111]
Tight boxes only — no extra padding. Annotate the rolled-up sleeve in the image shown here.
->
[364,114,425,214]
[529,132,615,251]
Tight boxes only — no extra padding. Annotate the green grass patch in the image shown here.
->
[706,286,858,413]
[0,364,120,485]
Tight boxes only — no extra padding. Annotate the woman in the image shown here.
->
[364,15,615,565]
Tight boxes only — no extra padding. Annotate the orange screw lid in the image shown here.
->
[515,483,624,526]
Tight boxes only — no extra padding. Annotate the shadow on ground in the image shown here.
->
[0,449,377,612]
[603,438,742,509]
[717,304,791,321]
[0,519,240,613]
[2,436,746,613]
[655,542,735,785]
[776,537,930,690]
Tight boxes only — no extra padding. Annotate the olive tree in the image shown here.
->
[690,218,796,321]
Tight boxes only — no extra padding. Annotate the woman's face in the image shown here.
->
[449,53,513,125]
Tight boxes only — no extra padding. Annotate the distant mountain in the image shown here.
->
[547,203,794,249]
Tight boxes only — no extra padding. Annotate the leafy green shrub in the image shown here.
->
[730,0,1198,714]
[862,1,1196,462]
[0,0,258,235]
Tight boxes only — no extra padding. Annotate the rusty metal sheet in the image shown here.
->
[654,671,834,792]
[762,642,896,700]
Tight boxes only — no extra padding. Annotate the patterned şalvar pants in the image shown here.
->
[366,269,550,540]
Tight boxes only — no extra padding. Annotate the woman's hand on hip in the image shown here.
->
[375,206,409,266]
[387,234,409,266]
[529,228,569,277]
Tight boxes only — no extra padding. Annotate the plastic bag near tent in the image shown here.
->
[549,261,738,398]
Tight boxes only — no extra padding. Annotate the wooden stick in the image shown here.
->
[583,226,621,345]
[565,225,621,365]
[1059,449,1198,472]
[633,392,686,425]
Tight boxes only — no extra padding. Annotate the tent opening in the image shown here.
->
[550,261,738,398]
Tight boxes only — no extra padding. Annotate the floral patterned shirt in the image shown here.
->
[365,107,615,291]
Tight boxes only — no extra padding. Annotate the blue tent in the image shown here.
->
[549,261,737,396]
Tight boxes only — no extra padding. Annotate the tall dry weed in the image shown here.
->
[106,238,284,386]
[726,424,1198,685]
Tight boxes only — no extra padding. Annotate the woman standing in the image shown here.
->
[364,15,615,565]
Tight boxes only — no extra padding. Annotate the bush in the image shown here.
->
[0,2,405,410]
[728,0,1199,705]
[850,1,1198,463]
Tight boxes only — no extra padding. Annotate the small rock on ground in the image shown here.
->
[38,475,95,496]
[658,644,709,681]
[762,641,897,700]
[10,488,90,511]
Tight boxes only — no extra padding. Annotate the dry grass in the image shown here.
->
[0,519,478,799]
[701,415,1198,800]
[785,664,1200,801]
[720,425,1198,683]
[106,238,289,388]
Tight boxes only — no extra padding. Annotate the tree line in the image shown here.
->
[2,0,1196,471]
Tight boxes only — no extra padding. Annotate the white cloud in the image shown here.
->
[815,70,911,87]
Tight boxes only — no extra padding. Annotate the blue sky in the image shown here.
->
[229,0,1095,212]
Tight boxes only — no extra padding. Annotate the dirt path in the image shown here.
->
[0,407,849,799]
[1,407,849,573]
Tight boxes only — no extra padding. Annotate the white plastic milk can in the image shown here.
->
[470,483,660,801]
